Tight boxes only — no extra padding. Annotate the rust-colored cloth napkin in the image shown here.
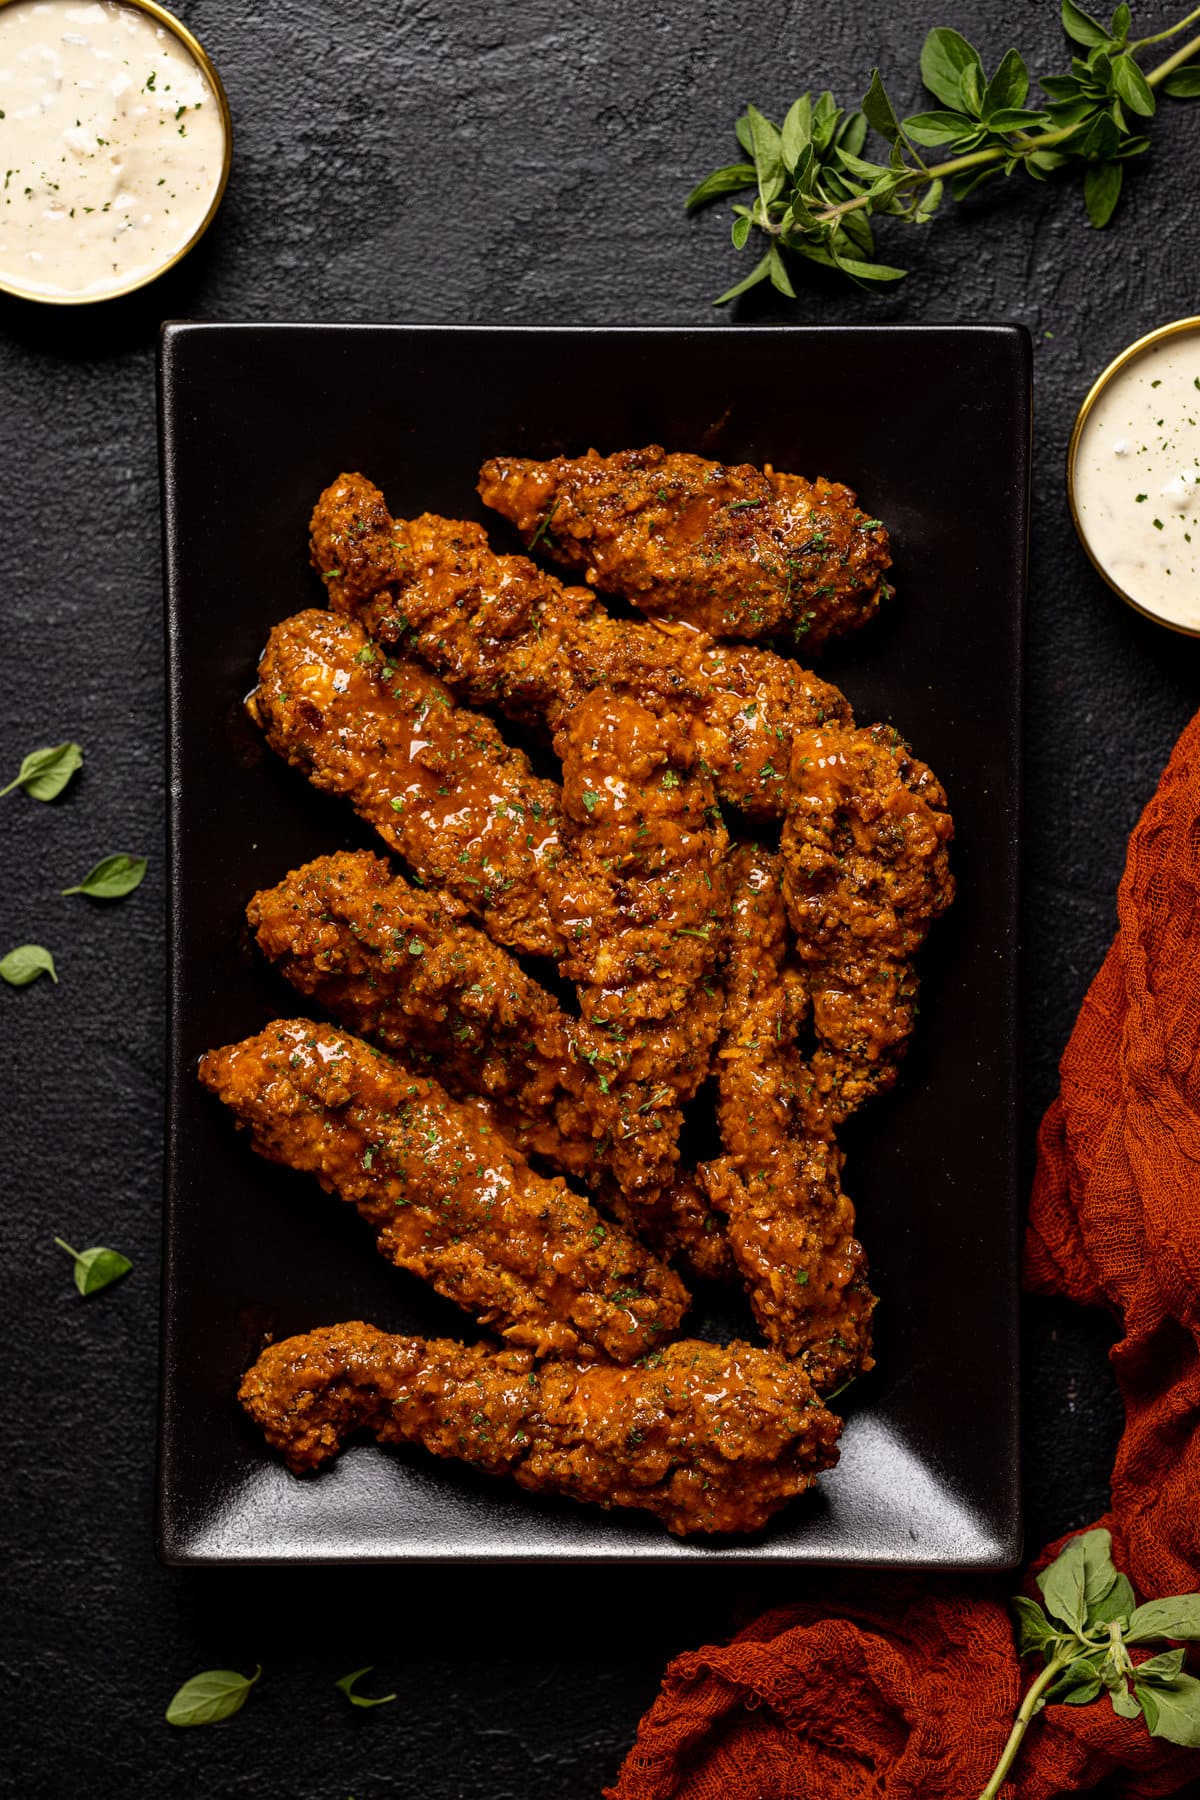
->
[609,711,1200,1799]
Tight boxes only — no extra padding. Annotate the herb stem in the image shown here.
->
[1132,4,1200,54]
[54,1237,80,1260]
[977,1655,1073,1800]
[1145,24,1200,82]
[812,123,1078,226]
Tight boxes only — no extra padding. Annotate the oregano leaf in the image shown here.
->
[1043,1647,1107,1706]
[1127,1595,1200,1643]
[165,1666,261,1727]
[920,27,985,110]
[745,104,785,199]
[1090,1571,1136,1626]
[811,89,840,151]
[780,94,812,170]
[837,110,869,155]
[862,68,905,143]
[55,1237,133,1296]
[984,47,1030,114]
[335,1666,397,1709]
[1,944,57,988]
[1112,54,1156,117]
[913,176,944,223]
[1084,159,1123,225]
[685,162,757,210]
[1163,65,1200,97]
[1135,1672,1200,1747]
[903,109,981,147]
[1038,1542,1088,1632]
[766,240,796,297]
[61,853,148,900]
[713,252,771,306]
[1136,1648,1188,1684]
[1111,1683,1141,1719]
[0,741,83,802]
[1061,0,1109,47]
[1011,1594,1059,1657]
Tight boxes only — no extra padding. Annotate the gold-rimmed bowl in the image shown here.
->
[1067,315,1200,638]
[0,0,232,305]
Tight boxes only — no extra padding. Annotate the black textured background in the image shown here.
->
[3,1,1199,1794]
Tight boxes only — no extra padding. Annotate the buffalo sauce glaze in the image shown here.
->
[0,0,225,299]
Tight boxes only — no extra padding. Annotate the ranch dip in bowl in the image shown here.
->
[1069,318,1200,636]
[0,0,230,303]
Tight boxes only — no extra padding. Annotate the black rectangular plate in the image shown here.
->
[159,323,1028,1565]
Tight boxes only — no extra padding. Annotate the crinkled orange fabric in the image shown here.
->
[609,712,1200,1800]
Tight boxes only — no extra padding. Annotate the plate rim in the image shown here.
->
[157,318,1030,1567]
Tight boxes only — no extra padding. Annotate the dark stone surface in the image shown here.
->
[2,0,1198,1793]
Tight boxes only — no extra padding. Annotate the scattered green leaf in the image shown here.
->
[54,1237,132,1296]
[334,1666,397,1709]
[1,944,57,987]
[166,1666,261,1727]
[61,853,148,900]
[0,741,82,801]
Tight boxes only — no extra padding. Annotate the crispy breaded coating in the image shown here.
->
[477,445,891,647]
[310,472,852,819]
[783,722,955,958]
[552,688,729,1105]
[701,846,876,1389]
[247,609,564,957]
[605,1169,736,1284]
[247,850,677,1199]
[782,721,955,1124]
[239,1320,841,1536]
[198,1019,688,1363]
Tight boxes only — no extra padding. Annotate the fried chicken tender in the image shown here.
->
[700,846,876,1389]
[250,611,732,1219]
[248,609,563,957]
[552,688,729,1104]
[782,721,955,1124]
[247,850,677,1199]
[239,1320,841,1536]
[310,472,851,819]
[199,1019,688,1363]
[477,445,891,648]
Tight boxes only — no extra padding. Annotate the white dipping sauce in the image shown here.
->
[1073,326,1200,631]
[0,0,225,300]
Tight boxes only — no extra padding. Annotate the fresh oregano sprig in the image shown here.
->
[978,1527,1200,1798]
[687,2,1200,298]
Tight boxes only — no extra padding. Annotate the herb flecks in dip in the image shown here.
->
[1074,326,1200,631]
[0,0,225,300]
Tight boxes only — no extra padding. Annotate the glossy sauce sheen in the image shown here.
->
[0,0,224,299]
[1074,329,1200,628]
[239,1321,842,1536]
[198,1019,688,1363]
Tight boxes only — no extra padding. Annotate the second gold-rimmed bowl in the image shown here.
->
[0,0,232,306]
[1067,315,1200,638]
